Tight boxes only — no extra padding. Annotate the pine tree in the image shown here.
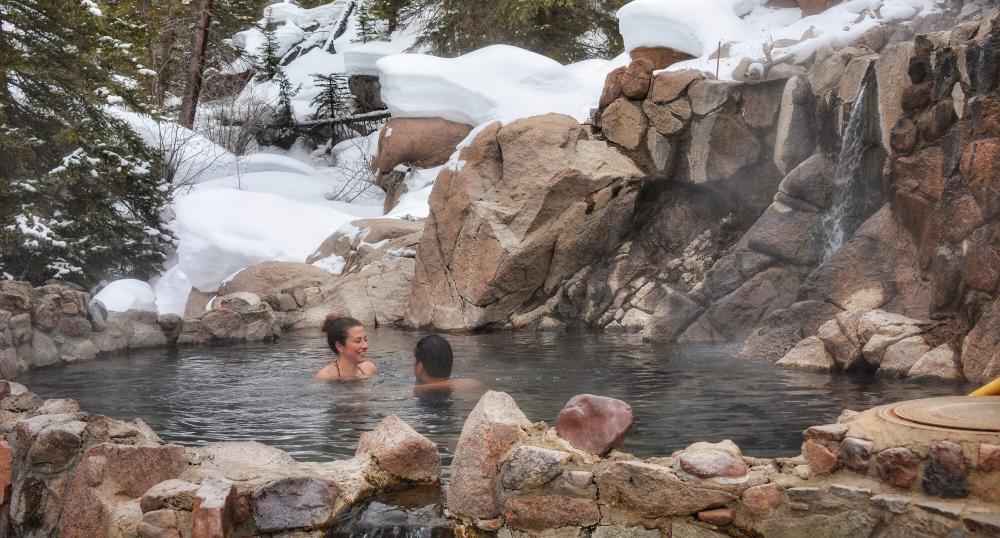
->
[0,0,174,287]
[257,11,281,80]
[310,74,350,120]
[354,1,380,43]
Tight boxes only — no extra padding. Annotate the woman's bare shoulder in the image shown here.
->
[315,364,340,380]
[359,361,379,376]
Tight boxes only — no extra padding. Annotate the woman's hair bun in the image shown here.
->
[322,312,348,334]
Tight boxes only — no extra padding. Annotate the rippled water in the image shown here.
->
[17,329,971,464]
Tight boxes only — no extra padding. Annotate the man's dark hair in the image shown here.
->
[415,335,453,379]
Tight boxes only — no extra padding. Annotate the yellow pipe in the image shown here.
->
[969,377,1000,396]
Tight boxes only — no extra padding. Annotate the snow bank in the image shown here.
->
[617,0,749,57]
[376,45,627,126]
[344,41,412,76]
[153,265,192,316]
[113,110,238,185]
[617,0,943,79]
[94,279,158,313]
[173,188,367,292]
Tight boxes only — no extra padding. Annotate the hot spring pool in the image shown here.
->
[17,328,972,464]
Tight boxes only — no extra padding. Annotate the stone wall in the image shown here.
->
[447,391,1000,537]
[0,281,180,379]
[0,379,440,537]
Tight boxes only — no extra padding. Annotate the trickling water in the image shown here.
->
[820,80,876,261]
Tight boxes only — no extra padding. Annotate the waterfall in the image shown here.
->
[819,72,882,262]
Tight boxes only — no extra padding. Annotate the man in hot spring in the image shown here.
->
[412,335,483,396]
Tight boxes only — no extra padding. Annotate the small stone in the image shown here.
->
[872,494,911,514]
[922,441,969,498]
[916,500,964,519]
[500,446,570,491]
[678,450,747,479]
[138,509,180,538]
[554,394,633,456]
[963,513,1000,535]
[840,437,874,472]
[140,479,200,513]
[356,415,440,482]
[621,58,654,100]
[503,494,600,530]
[697,507,733,525]
[837,410,860,423]
[803,440,838,475]
[830,484,872,500]
[804,423,850,442]
[592,525,661,538]
[792,464,812,479]
[876,447,919,489]
[476,518,503,532]
[192,477,237,538]
[787,487,822,501]
[649,69,705,103]
[251,477,340,532]
[978,443,1000,472]
[565,470,593,488]
[742,483,781,514]
[599,67,626,109]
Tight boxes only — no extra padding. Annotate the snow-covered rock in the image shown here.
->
[94,280,158,313]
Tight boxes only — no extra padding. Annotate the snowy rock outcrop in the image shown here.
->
[405,114,645,330]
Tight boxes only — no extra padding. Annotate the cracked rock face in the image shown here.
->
[405,114,645,331]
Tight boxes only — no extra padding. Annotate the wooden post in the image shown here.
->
[179,0,214,128]
[716,41,721,79]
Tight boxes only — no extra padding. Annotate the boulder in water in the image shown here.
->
[447,391,531,519]
[356,415,440,483]
[555,394,633,456]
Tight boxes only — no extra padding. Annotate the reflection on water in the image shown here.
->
[17,328,972,464]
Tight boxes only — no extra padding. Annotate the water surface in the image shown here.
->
[18,329,971,464]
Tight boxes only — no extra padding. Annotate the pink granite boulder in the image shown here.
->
[555,394,634,456]
[356,415,440,483]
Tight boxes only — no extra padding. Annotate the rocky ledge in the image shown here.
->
[0,379,440,537]
[448,391,1000,537]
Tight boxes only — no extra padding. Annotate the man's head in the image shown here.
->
[414,334,453,381]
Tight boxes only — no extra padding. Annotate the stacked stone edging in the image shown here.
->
[0,379,440,536]
[446,391,1000,537]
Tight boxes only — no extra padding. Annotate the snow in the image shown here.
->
[617,0,944,78]
[618,0,748,58]
[153,264,192,316]
[385,165,443,219]
[344,41,413,76]
[113,110,238,185]
[376,45,628,126]
[174,188,373,292]
[94,279,157,313]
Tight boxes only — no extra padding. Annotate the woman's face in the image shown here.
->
[337,326,368,363]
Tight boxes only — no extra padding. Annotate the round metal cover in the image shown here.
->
[889,396,1000,432]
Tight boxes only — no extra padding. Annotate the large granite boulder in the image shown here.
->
[687,114,761,185]
[295,255,415,329]
[218,261,334,298]
[406,114,644,330]
[447,391,531,520]
[961,297,1000,383]
[774,76,816,175]
[801,206,930,316]
[371,117,472,180]
[305,218,424,272]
